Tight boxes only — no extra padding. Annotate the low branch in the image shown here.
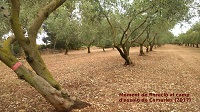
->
[120,18,134,45]
[103,13,116,45]
[2,35,16,53]
[120,4,155,46]
[0,48,90,111]
[131,24,149,43]
[0,48,18,67]
[28,0,66,43]
[124,18,147,45]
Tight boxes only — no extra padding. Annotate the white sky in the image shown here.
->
[170,16,200,36]
[171,0,200,36]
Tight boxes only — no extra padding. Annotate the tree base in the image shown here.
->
[124,61,135,66]
[139,52,145,56]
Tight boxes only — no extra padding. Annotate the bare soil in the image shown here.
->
[0,45,199,112]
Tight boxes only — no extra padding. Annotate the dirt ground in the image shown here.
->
[0,45,199,112]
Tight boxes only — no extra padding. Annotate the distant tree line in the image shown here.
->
[172,22,200,48]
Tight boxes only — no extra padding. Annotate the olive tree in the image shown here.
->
[93,0,192,65]
[0,0,89,111]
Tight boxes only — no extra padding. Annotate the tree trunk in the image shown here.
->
[124,55,132,65]
[0,48,90,112]
[196,44,199,48]
[65,42,69,55]
[65,47,68,55]
[6,0,91,111]
[23,47,61,90]
[150,45,153,51]
[146,46,149,53]
[139,44,145,56]
[53,38,58,50]
[114,46,133,65]
[112,44,115,50]
[87,46,91,53]
[103,47,105,52]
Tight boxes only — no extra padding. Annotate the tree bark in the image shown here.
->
[196,44,199,48]
[4,0,91,111]
[115,46,133,65]
[139,44,145,56]
[65,41,69,55]
[103,47,105,52]
[146,45,149,52]
[87,46,91,53]
[150,45,153,51]
[0,48,90,112]
[53,38,57,50]
[149,33,157,51]
[65,47,68,55]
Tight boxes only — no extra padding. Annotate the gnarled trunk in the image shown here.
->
[115,45,133,65]
[0,48,90,112]
[124,56,132,65]
[2,0,91,111]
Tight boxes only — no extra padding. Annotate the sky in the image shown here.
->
[171,0,200,36]
[170,16,200,37]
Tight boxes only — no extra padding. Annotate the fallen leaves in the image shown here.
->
[0,45,199,111]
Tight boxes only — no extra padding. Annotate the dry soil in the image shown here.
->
[0,45,199,112]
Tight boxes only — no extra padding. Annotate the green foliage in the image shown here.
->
[0,1,11,38]
[43,3,82,50]
[12,42,24,57]
[98,38,113,48]
[178,22,200,46]
[0,0,197,52]
[172,38,181,45]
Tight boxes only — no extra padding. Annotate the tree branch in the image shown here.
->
[136,4,155,16]
[120,18,134,45]
[131,24,149,43]
[149,33,157,45]
[103,13,116,45]
[124,18,147,44]
[28,0,66,43]
[0,48,18,68]
[2,35,16,54]
[10,0,26,42]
